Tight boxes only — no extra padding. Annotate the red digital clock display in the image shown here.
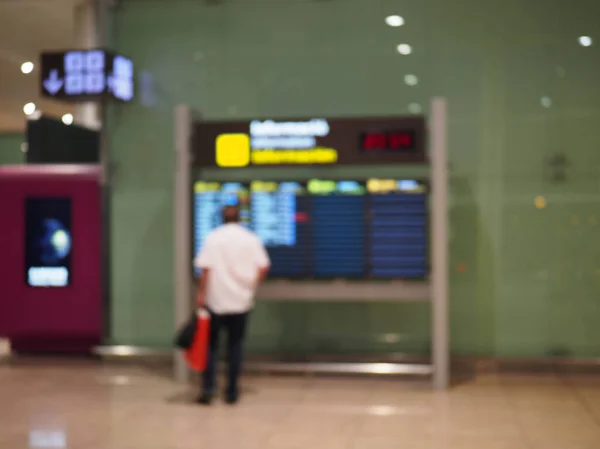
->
[361,130,416,152]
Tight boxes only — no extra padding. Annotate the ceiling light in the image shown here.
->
[404,74,418,86]
[396,44,412,55]
[534,196,547,209]
[408,103,422,114]
[23,102,36,115]
[579,36,592,47]
[385,15,404,27]
[21,62,34,74]
[541,96,552,108]
[62,113,74,125]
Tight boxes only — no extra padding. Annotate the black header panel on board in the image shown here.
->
[40,49,134,103]
[194,116,427,168]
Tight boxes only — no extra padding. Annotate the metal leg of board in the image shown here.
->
[430,98,450,390]
[173,105,193,384]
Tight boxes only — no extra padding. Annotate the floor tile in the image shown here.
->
[3,361,600,449]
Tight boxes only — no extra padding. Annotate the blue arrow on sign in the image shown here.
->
[44,70,63,95]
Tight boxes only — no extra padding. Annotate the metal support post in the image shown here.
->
[431,98,450,389]
[173,105,193,383]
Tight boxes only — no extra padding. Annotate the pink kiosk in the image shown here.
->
[0,165,102,354]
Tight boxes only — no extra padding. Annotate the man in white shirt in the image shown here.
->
[193,204,270,405]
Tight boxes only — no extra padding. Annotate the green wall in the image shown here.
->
[108,0,600,357]
[0,133,25,165]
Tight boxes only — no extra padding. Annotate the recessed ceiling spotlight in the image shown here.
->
[541,96,552,108]
[62,113,74,125]
[23,102,36,115]
[404,74,419,86]
[579,36,592,47]
[408,103,422,114]
[396,44,412,55]
[21,62,34,74]
[385,15,404,27]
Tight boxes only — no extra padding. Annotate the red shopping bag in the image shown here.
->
[184,309,211,372]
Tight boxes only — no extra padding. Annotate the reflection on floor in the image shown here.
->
[1,361,600,449]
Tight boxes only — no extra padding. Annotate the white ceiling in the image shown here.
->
[0,0,78,133]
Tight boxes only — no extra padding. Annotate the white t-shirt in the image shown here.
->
[194,223,270,314]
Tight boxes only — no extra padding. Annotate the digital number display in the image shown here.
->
[360,130,416,152]
[193,179,428,279]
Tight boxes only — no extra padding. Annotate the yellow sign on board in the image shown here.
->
[251,148,337,165]
[307,179,337,194]
[215,133,337,167]
[250,181,278,192]
[216,134,250,168]
[194,181,220,192]
[367,179,397,194]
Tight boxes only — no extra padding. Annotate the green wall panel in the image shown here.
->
[0,133,25,165]
[109,0,600,357]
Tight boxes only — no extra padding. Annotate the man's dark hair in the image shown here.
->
[222,205,240,223]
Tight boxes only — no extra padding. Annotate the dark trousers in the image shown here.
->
[202,310,249,396]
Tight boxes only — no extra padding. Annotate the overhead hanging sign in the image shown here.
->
[194,116,426,168]
[40,49,134,102]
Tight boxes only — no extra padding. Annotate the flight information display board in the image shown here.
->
[193,179,428,279]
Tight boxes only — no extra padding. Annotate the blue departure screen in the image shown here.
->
[310,181,366,277]
[193,179,428,279]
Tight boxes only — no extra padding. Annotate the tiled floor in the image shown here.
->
[1,361,600,449]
